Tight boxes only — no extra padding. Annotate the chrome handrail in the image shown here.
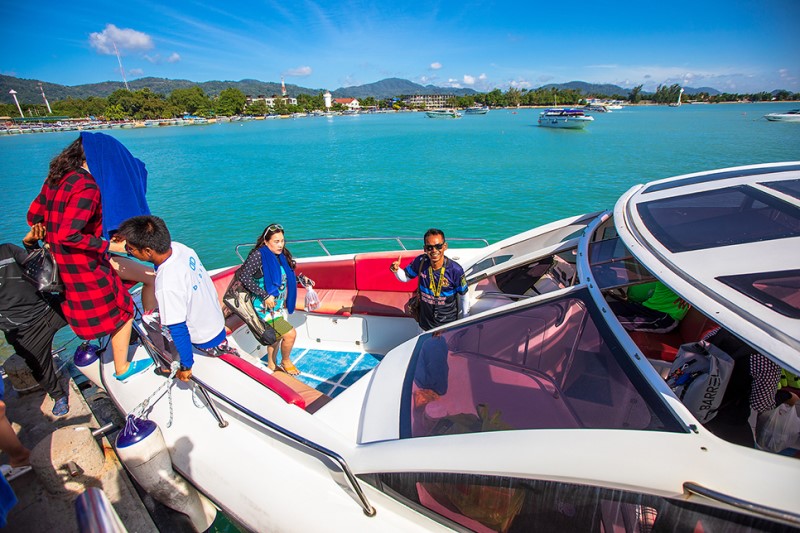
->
[684,481,800,527]
[75,487,127,533]
[131,319,376,517]
[235,235,490,262]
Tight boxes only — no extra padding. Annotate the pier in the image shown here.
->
[1,362,192,532]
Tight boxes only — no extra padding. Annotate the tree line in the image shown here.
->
[2,84,798,120]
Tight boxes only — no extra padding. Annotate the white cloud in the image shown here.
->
[167,53,181,63]
[285,66,312,77]
[509,80,532,89]
[463,75,475,85]
[479,73,487,81]
[430,62,442,70]
[128,68,144,76]
[89,24,153,55]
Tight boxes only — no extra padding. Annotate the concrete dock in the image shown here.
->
[0,363,187,532]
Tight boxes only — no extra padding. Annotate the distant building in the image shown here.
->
[402,94,456,109]
[334,98,360,110]
[246,94,297,108]
[324,91,332,109]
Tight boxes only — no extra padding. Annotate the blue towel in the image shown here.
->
[259,247,297,314]
[80,132,150,239]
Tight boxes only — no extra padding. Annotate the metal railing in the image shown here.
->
[684,482,800,527]
[75,487,127,533]
[235,235,489,262]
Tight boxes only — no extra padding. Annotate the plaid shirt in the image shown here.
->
[28,170,133,339]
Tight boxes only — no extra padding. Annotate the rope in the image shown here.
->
[130,360,180,427]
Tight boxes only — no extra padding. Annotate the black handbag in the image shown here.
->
[21,245,64,293]
[223,276,277,346]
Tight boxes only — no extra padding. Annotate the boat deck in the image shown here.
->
[253,348,382,398]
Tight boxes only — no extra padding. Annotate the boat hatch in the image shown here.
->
[636,185,800,253]
[398,288,685,439]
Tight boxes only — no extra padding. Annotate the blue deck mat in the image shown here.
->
[260,349,382,398]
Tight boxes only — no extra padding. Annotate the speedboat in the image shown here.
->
[83,162,800,531]
[426,109,461,119]
[464,105,489,115]
[537,108,594,129]
[765,109,800,122]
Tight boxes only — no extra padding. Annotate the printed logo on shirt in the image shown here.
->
[189,257,197,271]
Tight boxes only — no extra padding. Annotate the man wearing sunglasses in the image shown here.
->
[390,228,469,330]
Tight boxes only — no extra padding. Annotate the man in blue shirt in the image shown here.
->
[391,229,469,330]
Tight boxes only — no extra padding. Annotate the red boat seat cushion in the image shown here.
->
[628,307,719,362]
[295,258,356,290]
[353,251,422,291]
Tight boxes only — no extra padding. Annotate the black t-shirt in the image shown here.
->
[404,255,468,331]
[0,243,53,332]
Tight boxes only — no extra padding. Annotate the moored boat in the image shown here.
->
[426,109,461,119]
[79,162,800,532]
[537,108,594,129]
[765,109,800,122]
[463,105,489,115]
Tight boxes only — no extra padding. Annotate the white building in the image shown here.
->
[246,94,298,108]
[403,94,456,109]
[334,98,360,110]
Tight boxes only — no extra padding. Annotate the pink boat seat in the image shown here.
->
[627,307,719,362]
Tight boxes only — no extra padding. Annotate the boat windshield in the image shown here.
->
[465,218,593,278]
[400,288,683,438]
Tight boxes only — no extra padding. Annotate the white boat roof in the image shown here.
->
[614,162,800,372]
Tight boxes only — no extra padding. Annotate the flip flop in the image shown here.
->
[278,361,300,376]
[1,464,32,482]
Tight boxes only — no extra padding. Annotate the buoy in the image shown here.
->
[115,416,217,532]
[74,342,103,389]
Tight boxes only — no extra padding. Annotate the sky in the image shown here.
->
[2,0,799,94]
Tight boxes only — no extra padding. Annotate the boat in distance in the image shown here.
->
[537,107,595,129]
[463,105,489,115]
[425,109,462,119]
[764,109,800,122]
[81,163,800,532]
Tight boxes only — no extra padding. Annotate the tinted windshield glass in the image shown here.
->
[718,269,800,319]
[401,289,683,438]
[762,178,800,200]
[637,186,800,253]
[466,221,590,278]
[589,237,656,289]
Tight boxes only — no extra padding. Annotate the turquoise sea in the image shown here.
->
[1,102,799,358]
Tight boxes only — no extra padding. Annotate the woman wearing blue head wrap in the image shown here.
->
[80,133,157,312]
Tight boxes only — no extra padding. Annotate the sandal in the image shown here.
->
[279,360,300,376]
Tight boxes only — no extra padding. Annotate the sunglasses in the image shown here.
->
[424,242,445,252]
[263,224,284,240]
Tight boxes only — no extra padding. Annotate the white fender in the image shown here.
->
[73,342,103,390]
[115,417,216,532]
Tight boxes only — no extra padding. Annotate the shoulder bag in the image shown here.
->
[21,244,63,293]
[222,275,277,346]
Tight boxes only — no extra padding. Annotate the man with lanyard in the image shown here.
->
[390,228,469,330]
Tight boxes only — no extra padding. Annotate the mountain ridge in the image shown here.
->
[0,74,748,105]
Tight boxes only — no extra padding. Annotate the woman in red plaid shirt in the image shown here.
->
[27,138,152,381]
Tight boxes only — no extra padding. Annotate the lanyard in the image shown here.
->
[427,260,447,297]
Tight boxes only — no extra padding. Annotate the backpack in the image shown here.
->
[666,340,735,424]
